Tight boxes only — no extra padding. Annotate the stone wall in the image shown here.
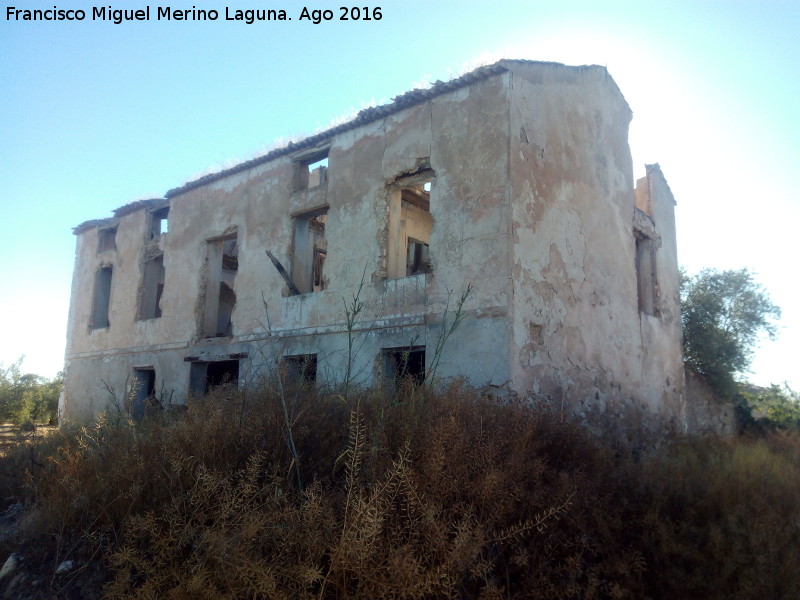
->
[684,368,737,435]
[62,60,686,425]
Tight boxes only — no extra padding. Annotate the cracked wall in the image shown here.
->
[62,60,683,425]
[507,64,683,421]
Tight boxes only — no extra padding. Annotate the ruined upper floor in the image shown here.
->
[64,59,683,420]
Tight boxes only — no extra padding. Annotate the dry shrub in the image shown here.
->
[638,432,800,599]
[2,383,800,599]
[104,454,333,600]
[106,387,648,599]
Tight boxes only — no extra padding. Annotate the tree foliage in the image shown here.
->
[680,268,781,398]
[0,357,62,425]
[737,383,800,433]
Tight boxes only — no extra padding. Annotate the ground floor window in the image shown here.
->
[282,353,318,385]
[189,359,239,397]
[131,367,155,420]
[383,346,426,388]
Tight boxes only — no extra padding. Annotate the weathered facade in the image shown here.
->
[61,60,685,425]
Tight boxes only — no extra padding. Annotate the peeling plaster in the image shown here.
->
[62,60,684,428]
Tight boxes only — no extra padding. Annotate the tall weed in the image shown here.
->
[1,384,799,599]
[638,433,800,599]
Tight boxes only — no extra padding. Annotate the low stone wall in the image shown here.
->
[684,368,736,435]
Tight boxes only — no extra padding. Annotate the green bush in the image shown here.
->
[736,383,800,433]
[0,358,61,425]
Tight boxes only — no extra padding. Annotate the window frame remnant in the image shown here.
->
[131,367,156,420]
[383,345,426,389]
[294,147,330,191]
[387,168,434,279]
[138,253,165,320]
[91,265,113,330]
[202,232,239,338]
[97,226,117,253]
[282,353,318,385]
[291,207,328,294]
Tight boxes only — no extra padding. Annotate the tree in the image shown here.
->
[737,383,800,433]
[680,268,780,399]
[0,357,62,425]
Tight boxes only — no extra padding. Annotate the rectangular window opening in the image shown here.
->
[98,227,117,253]
[207,360,239,389]
[292,208,328,294]
[91,265,113,329]
[190,360,240,397]
[307,157,328,188]
[384,346,426,389]
[635,236,658,316]
[388,172,434,279]
[296,149,330,191]
[131,367,155,420]
[150,207,169,240]
[139,254,165,320]
[282,353,318,385]
[202,233,239,337]
[407,238,431,277]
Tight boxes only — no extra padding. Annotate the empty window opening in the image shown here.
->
[384,346,426,389]
[307,157,328,188]
[150,207,169,239]
[388,173,434,279]
[292,208,328,294]
[98,227,117,253]
[203,233,239,337]
[407,238,431,276]
[131,368,155,421]
[217,281,236,336]
[190,360,240,397]
[282,353,318,385]
[91,265,113,329]
[139,254,165,320]
[635,236,658,316]
[295,149,329,190]
[207,360,239,389]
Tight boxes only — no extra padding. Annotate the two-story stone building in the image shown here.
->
[61,60,685,424]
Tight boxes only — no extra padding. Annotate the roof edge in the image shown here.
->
[73,198,165,234]
[164,61,511,198]
[73,218,115,235]
[75,59,630,226]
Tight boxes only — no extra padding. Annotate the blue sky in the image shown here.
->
[2,0,798,389]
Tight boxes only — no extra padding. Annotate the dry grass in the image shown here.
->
[0,384,799,599]
[0,422,57,457]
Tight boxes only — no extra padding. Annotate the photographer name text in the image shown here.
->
[5,5,383,25]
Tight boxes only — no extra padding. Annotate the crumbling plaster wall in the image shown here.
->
[63,202,192,420]
[635,165,685,420]
[67,201,193,355]
[63,61,685,423]
[506,62,684,419]
[63,72,515,419]
[60,351,189,422]
[253,74,513,390]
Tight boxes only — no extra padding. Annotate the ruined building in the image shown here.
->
[61,60,685,424]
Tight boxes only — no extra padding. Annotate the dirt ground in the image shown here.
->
[0,422,57,456]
